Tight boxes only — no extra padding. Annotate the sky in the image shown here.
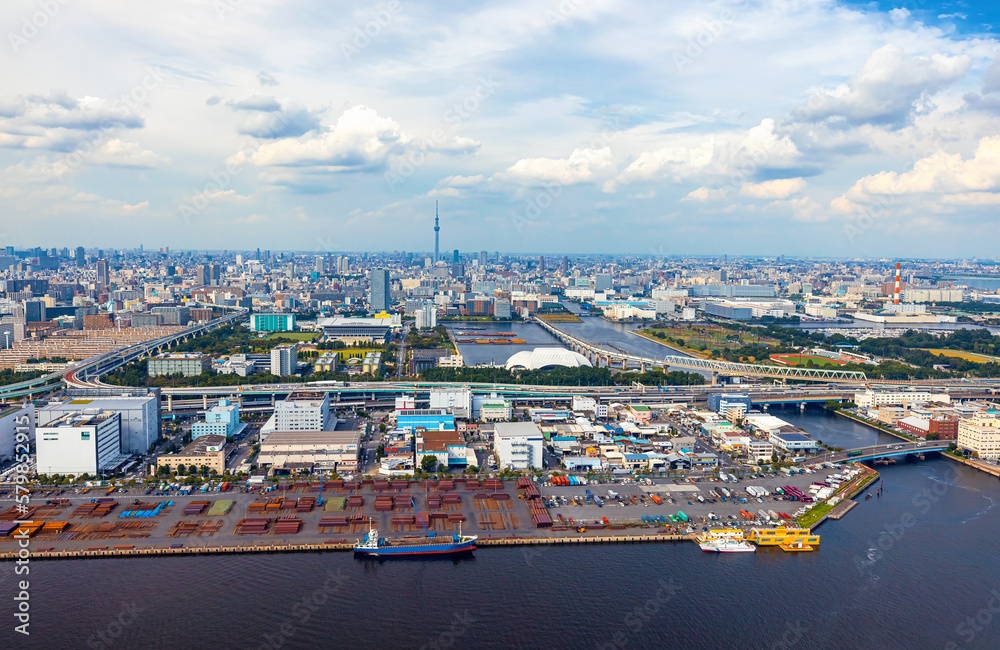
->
[2,0,1000,258]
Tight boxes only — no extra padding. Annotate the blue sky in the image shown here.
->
[2,1,1000,257]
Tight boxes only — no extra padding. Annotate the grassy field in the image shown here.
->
[265,331,319,342]
[769,353,847,368]
[639,324,779,356]
[796,502,835,529]
[538,313,583,323]
[927,348,1000,364]
[334,349,378,361]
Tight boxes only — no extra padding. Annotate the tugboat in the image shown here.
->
[354,522,477,557]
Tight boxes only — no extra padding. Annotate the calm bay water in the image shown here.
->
[8,409,1000,649]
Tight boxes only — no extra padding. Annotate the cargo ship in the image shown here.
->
[353,524,477,557]
[695,529,756,553]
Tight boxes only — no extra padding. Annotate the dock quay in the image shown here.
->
[827,499,858,520]
[0,533,694,561]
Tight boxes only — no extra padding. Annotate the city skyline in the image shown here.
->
[3,2,1000,256]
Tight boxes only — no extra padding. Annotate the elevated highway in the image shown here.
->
[533,317,869,383]
[0,309,247,401]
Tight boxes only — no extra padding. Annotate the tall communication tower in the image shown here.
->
[434,201,440,262]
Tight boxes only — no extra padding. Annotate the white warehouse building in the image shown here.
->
[36,411,123,476]
[493,422,544,470]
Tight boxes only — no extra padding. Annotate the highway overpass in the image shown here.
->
[533,317,869,382]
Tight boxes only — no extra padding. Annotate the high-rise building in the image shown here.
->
[270,343,298,376]
[538,256,545,273]
[562,256,569,274]
[209,263,222,286]
[195,265,209,286]
[453,249,459,263]
[97,259,109,287]
[369,268,391,312]
[595,273,613,292]
[479,250,487,266]
[315,257,325,274]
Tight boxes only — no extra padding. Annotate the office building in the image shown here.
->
[251,313,296,332]
[0,404,34,463]
[768,431,819,453]
[707,393,752,415]
[96,259,109,288]
[272,392,331,431]
[397,408,455,432]
[474,394,512,421]
[191,398,240,439]
[494,299,512,320]
[854,390,951,409]
[369,268,391,312]
[151,306,190,325]
[258,428,362,471]
[416,430,471,469]
[22,300,45,323]
[493,422,544,470]
[39,391,159,454]
[430,387,472,419]
[155,434,228,474]
[958,415,1000,460]
[75,246,85,265]
[595,273,613,292]
[148,352,211,377]
[36,411,123,476]
[271,343,298,376]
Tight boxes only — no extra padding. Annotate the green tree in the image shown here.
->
[421,455,439,472]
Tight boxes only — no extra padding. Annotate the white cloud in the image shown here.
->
[796,45,971,127]
[498,147,615,186]
[739,177,806,199]
[237,105,409,169]
[841,136,1000,200]
[682,186,728,202]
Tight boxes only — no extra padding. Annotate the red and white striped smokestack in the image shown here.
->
[894,262,901,305]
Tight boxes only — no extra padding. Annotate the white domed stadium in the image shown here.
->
[504,347,593,371]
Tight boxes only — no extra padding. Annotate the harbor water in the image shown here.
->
[9,409,1000,649]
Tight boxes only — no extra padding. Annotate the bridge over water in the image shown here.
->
[533,317,868,383]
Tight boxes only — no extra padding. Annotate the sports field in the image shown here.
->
[264,331,320,341]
